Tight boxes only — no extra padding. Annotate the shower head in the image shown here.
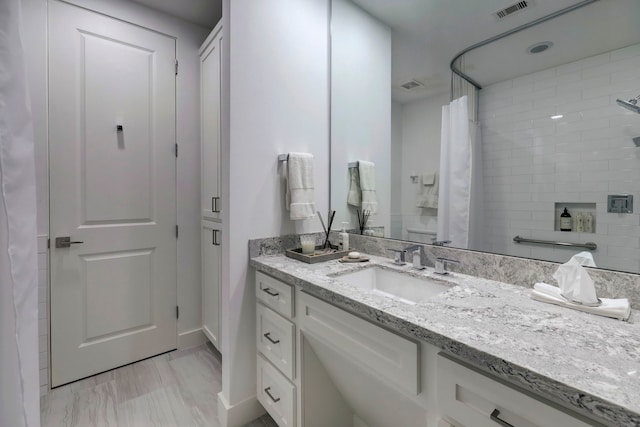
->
[616,97,640,114]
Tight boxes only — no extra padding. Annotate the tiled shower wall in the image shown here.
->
[479,43,640,273]
[37,235,49,395]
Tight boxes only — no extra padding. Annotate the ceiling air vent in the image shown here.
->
[400,80,425,91]
[494,1,530,19]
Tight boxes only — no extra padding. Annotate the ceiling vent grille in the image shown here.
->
[495,1,530,19]
[400,80,425,91]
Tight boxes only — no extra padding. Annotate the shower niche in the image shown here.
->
[553,203,596,233]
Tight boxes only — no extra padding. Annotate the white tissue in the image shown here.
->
[553,251,598,305]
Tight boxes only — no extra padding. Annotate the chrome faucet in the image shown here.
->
[434,257,459,275]
[404,244,426,269]
[386,248,407,265]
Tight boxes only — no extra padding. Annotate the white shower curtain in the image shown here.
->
[437,96,472,248]
[0,1,40,426]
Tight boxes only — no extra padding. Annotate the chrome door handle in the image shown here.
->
[264,387,280,403]
[261,287,279,297]
[212,229,221,246]
[490,409,514,427]
[55,237,84,248]
[263,332,280,344]
[212,196,220,213]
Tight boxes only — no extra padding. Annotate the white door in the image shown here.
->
[200,30,222,220]
[201,220,221,350]
[49,1,177,387]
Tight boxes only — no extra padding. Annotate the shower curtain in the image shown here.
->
[0,1,40,426]
[437,96,472,248]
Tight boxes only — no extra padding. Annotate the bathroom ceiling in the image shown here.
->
[352,0,640,103]
[128,0,221,28]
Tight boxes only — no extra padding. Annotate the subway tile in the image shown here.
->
[556,75,611,100]
[40,351,48,369]
[40,385,48,397]
[39,335,47,352]
[39,303,46,319]
[37,253,47,270]
[610,43,640,62]
[533,71,580,91]
[556,52,610,75]
[39,369,48,386]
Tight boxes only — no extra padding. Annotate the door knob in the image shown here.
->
[55,237,84,248]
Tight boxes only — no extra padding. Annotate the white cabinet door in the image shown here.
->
[200,25,222,221]
[49,0,177,387]
[202,220,221,350]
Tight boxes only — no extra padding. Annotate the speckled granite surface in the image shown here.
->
[250,253,640,426]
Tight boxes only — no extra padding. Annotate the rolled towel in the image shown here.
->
[358,160,377,214]
[285,153,316,220]
[531,282,631,321]
[347,166,361,207]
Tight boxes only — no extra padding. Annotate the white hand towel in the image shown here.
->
[285,153,315,220]
[347,166,361,207]
[416,172,439,208]
[531,282,631,321]
[358,160,377,214]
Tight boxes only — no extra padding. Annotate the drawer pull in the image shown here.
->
[264,387,281,403]
[262,287,279,297]
[263,332,280,344]
[490,409,514,427]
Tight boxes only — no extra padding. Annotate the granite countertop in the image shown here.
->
[250,254,640,426]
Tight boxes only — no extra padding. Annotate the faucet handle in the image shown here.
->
[434,257,459,275]
[387,248,406,264]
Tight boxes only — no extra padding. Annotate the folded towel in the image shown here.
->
[421,173,435,185]
[416,172,439,208]
[347,165,361,207]
[285,153,315,220]
[531,282,631,321]
[358,161,377,214]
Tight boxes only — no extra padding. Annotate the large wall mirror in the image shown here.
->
[330,0,640,273]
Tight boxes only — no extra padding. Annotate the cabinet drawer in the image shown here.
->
[257,354,296,427]
[298,292,419,395]
[257,303,295,380]
[256,271,294,318]
[437,353,593,427]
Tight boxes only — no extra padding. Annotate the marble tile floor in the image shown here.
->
[41,343,276,427]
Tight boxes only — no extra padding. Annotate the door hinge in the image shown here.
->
[175,225,179,238]
[47,238,50,249]
[175,143,178,158]
[175,59,178,76]
[176,306,179,319]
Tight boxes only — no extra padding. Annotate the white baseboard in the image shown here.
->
[218,391,265,427]
[178,328,208,349]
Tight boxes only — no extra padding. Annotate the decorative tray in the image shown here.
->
[285,247,350,264]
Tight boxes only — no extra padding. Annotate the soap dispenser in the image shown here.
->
[560,208,572,231]
[339,222,350,251]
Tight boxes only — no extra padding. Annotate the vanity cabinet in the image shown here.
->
[255,272,297,426]
[202,220,221,350]
[253,268,606,427]
[200,22,222,222]
[437,353,595,427]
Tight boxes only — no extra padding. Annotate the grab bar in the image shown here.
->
[513,235,597,251]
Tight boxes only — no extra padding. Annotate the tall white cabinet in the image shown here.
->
[200,22,223,351]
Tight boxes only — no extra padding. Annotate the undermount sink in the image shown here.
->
[335,266,454,304]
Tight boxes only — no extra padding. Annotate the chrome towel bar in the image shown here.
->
[513,235,597,251]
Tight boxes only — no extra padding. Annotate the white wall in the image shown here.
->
[330,0,391,235]
[21,0,212,392]
[396,92,448,241]
[221,0,329,423]
[480,43,640,272]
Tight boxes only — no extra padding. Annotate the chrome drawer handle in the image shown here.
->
[490,409,514,427]
[263,332,280,344]
[264,387,280,403]
[262,287,279,297]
